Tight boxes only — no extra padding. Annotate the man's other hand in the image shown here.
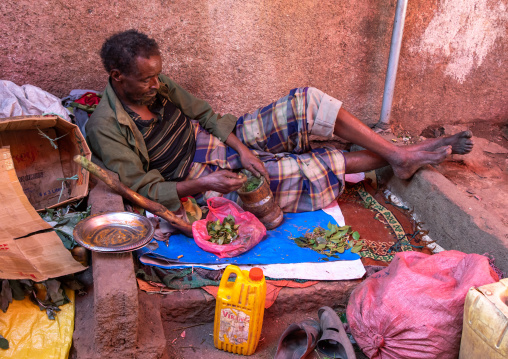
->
[225,132,270,183]
[239,150,270,183]
[205,170,247,194]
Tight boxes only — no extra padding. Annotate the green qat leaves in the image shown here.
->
[291,223,364,258]
[206,215,240,245]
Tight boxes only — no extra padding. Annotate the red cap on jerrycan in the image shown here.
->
[249,267,264,281]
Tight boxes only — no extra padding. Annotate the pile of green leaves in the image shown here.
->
[239,170,262,192]
[292,222,364,259]
[244,176,262,192]
[207,215,240,245]
[39,204,91,249]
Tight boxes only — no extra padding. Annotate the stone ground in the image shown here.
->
[433,122,508,233]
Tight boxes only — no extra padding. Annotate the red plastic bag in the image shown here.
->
[347,250,499,359]
[192,197,266,258]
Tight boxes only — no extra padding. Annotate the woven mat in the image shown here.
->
[339,181,432,266]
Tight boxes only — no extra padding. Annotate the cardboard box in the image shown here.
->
[0,115,91,210]
[0,147,86,280]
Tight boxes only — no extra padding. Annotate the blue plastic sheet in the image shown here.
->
[137,210,360,266]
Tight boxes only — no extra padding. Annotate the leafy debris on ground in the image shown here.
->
[39,204,91,249]
[0,334,8,350]
[0,277,83,320]
[291,222,364,260]
[207,215,240,245]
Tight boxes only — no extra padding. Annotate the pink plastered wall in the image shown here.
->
[1,0,506,134]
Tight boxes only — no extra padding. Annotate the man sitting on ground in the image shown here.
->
[86,29,473,215]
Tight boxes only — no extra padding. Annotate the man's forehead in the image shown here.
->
[132,55,162,77]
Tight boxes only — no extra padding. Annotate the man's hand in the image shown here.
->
[238,149,270,182]
[204,170,247,193]
[225,132,270,182]
[176,170,247,198]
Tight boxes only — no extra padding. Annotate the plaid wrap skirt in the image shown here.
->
[186,87,346,213]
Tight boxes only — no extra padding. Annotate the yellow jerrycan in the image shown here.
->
[459,278,508,358]
[213,265,266,355]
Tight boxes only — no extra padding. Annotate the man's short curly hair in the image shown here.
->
[100,29,160,75]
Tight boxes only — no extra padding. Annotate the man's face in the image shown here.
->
[114,54,163,106]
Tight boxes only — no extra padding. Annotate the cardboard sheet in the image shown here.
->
[0,148,86,280]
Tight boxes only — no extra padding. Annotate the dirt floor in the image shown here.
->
[164,313,369,359]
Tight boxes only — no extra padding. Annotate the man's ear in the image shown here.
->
[110,69,123,82]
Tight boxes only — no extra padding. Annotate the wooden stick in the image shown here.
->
[74,155,193,237]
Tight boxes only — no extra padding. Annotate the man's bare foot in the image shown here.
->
[391,145,452,179]
[408,130,473,154]
[444,130,473,154]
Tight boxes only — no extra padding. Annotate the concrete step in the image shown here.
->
[378,165,508,274]
[160,280,361,323]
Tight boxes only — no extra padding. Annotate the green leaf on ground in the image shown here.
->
[0,335,8,350]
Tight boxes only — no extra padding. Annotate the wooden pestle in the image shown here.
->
[73,155,193,237]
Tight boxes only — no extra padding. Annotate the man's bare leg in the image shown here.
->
[333,107,472,178]
[343,151,387,174]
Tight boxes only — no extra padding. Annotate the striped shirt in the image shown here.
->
[125,91,195,181]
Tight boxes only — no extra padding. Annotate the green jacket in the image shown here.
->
[86,74,237,211]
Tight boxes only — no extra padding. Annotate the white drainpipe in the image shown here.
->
[375,0,409,131]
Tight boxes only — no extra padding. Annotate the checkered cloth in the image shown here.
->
[186,87,346,212]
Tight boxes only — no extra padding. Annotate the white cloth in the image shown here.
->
[139,257,366,280]
[0,80,71,121]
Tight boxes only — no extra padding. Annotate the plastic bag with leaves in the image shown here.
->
[192,197,266,258]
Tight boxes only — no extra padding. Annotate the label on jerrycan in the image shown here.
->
[219,308,250,345]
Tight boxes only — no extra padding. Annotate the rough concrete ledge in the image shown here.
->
[160,280,361,324]
[161,287,217,324]
[88,174,139,358]
[266,280,361,316]
[74,169,166,359]
[378,165,508,274]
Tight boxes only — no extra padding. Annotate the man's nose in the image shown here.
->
[150,76,159,89]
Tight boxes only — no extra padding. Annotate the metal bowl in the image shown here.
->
[73,212,154,252]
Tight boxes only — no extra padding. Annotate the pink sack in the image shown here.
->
[192,197,266,258]
[347,250,499,359]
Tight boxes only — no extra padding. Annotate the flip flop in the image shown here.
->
[274,319,321,359]
[317,306,356,359]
